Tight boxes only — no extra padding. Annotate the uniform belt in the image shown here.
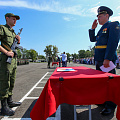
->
[95,45,107,48]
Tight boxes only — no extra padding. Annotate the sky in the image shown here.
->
[0,0,120,56]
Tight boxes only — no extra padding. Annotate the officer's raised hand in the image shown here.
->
[92,19,98,29]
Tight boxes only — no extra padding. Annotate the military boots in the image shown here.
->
[7,95,21,108]
[1,98,15,116]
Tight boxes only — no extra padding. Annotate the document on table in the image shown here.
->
[57,68,76,72]
[100,61,116,72]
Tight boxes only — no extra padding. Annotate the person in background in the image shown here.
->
[89,6,120,115]
[57,55,61,67]
[116,55,119,68]
[60,52,67,67]
[47,55,52,68]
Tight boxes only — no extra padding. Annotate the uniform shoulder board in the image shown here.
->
[110,21,120,28]
[116,24,120,29]
[111,21,117,22]
[111,21,120,23]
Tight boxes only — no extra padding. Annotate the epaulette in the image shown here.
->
[111,21,117,22]
[111,21,119,23]
[110,21,119,25]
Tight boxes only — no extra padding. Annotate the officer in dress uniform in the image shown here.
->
[0,13,22,116]
[89,6,120,115]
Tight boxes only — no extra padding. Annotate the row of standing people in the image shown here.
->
[73,56,120,69]
[73,57,95,65]
[116,55,120,68]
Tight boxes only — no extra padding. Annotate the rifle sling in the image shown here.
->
[2,43,12,51]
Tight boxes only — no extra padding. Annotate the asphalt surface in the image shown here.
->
[0,62,120,120]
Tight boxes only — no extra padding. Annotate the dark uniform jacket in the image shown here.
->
[89,21,120,61]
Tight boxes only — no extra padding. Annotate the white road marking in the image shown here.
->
[19,72,49,103]
[25,97,39,99]
[2,72,50,120]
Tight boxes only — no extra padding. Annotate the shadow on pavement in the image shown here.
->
[22,99,37,118]
[21,100,115,120]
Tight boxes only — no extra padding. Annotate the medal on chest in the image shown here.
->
[102,28,107,33]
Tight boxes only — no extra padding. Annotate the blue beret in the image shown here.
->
[97,6,113,17]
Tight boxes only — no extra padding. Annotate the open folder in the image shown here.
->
[100,61,116,72]
[57,68,76,72]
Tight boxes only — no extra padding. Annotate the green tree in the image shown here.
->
[88,45,95,57]
[38,55,45,59]
[52,45,59,61]
[21,48,29,59]
[78,50,86,58]
[26,50,31,59]
[85,50,91,58]
[44,45,52,57]
[66,53,71,61]
[44,45,59,61]
[17,49,22,59]
[44,45,53,64]
[29,49,38,61]
[71,53,78,60]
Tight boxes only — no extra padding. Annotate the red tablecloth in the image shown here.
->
[52,62,59,66]
[30,66,120,120]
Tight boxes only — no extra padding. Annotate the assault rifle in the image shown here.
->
[7,28,23,64]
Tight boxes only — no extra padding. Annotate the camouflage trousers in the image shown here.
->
[0,54,17,100]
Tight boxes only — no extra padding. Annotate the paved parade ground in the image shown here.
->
[0,62,120,120]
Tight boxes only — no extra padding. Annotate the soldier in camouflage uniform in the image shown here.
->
[0,13,21,116]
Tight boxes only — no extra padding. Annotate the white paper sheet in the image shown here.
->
[100,61,116,72]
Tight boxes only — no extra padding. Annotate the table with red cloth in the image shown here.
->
[52,62,59,66]
[30,66,120,120]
